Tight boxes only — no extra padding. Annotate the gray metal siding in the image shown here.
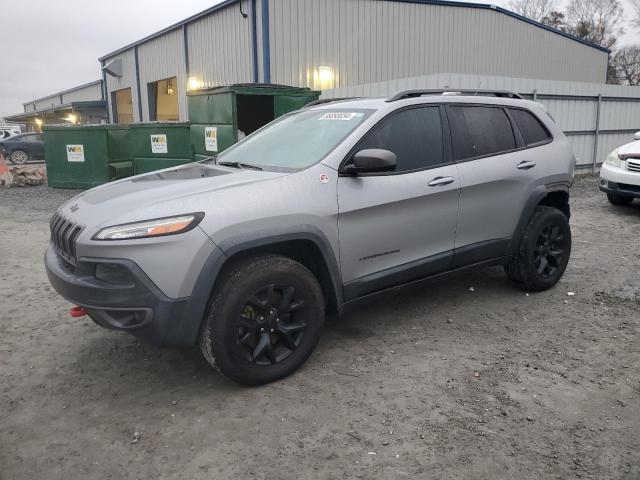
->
[61,82,103,103]
[137,28,187,120]
[267,0,608,88]
[22,81,103,113]
[103,49,140,122]
[187,3,254,89]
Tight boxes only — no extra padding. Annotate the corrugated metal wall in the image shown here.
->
[22,82,103,113]
[187,3,254,88]
[103,49,139,122]
[138,28,187,120]
[62,82,103,103]
[323,73,640,169]
[267,0,608,89]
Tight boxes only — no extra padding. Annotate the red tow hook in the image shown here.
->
[70,306,88,318]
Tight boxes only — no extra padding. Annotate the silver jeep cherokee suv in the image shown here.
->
[46,90,575,385]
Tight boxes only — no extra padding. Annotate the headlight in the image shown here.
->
[93,213,204,240]
[604,148,623,168]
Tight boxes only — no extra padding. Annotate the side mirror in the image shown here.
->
[634,131,640,140]
[344,149,396,174]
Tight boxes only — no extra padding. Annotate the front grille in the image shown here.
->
[627,159,640,173]
[50,212,83,265]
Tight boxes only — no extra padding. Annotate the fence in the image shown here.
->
[322,73,640,171]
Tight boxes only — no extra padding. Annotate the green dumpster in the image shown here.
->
[44,125,112,189]
[188,83,319,154]
[129,122,192,159]
[133,157,193,175]
[106,124,133,180]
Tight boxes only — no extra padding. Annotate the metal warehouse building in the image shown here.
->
[99,0,609,123]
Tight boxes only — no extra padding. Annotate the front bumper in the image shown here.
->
[45,245,191,346]
[599,163,640,198]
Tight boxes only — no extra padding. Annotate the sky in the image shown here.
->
[1,0,638,118]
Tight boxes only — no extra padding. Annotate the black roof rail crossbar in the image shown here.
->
[303,97,361,108]
[386,89,524,102]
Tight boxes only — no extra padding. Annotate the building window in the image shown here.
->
[112,88,134,124]
[148,77,179,121]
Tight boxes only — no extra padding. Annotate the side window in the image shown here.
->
[448,106,516,161]
[509,108,551,146]
[357,106,445,172]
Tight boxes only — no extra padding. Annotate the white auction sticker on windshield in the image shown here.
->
[318,112,361,121]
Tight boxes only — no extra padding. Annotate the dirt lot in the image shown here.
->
[0,175,638,480]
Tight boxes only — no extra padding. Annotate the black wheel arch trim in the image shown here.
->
[507,183,570,256]
[172,226,343,347]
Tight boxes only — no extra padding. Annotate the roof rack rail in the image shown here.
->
[386,89,524,102]
[303,97,360,108]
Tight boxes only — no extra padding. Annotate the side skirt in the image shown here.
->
[338,255,510,316]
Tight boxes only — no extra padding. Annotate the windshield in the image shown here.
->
[216,108,373,171]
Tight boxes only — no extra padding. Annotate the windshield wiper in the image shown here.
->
[218,160,263,171]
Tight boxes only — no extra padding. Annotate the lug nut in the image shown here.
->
[270,328,274,333]
[276,318,280,322]
[260,328,264,332]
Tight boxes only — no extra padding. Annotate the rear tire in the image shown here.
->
[199,254,325,386]
[10,150,29,164]
[607,193,633,206]
[505,206,571,292]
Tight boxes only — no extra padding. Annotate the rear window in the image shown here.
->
[447,106,516,160]
[509,108,551,146]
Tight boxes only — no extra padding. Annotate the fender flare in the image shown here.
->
[168,226,343,347]
[507,183,570,256]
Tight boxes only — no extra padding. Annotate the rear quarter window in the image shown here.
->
[509,108,551,146]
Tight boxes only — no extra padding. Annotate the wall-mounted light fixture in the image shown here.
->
[65,114,78,124]
[188,76,203,91]
[312,66,336,91]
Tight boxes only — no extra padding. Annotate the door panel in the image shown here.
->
[455,150,538,250]
[447,105,540,258]
[338,164,460,287]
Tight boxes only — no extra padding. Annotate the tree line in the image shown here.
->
[508,0,640,85]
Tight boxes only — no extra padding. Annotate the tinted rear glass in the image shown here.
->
[510,108,551,146]
[448,106,516,160]
[357,106,444,171]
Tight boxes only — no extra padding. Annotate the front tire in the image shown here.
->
[10,150,29,164]
[505,206,571,292]
[199,254,325,386]
[607,193,633,206]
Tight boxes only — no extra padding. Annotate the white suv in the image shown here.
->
[600,133,640,206]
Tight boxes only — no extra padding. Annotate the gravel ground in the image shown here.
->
[0,176,639,480]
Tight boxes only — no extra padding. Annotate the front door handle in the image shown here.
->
[428,176,455,187]
[516,160,536,170]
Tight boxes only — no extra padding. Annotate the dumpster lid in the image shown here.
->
[187,83,319,96]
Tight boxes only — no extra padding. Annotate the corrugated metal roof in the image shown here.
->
[98,0,609,61]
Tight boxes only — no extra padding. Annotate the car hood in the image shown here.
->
[59,162,287,228]
[616,139,640,159]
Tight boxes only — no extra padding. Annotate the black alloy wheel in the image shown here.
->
[235,284,307,365]
[199,254,325,385]
[533,223,568,280]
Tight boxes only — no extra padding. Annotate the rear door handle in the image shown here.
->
[428,176,455,187]
[516,160,536,170]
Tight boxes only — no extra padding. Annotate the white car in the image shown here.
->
[600,132,640,206]
[0,125,21,140]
